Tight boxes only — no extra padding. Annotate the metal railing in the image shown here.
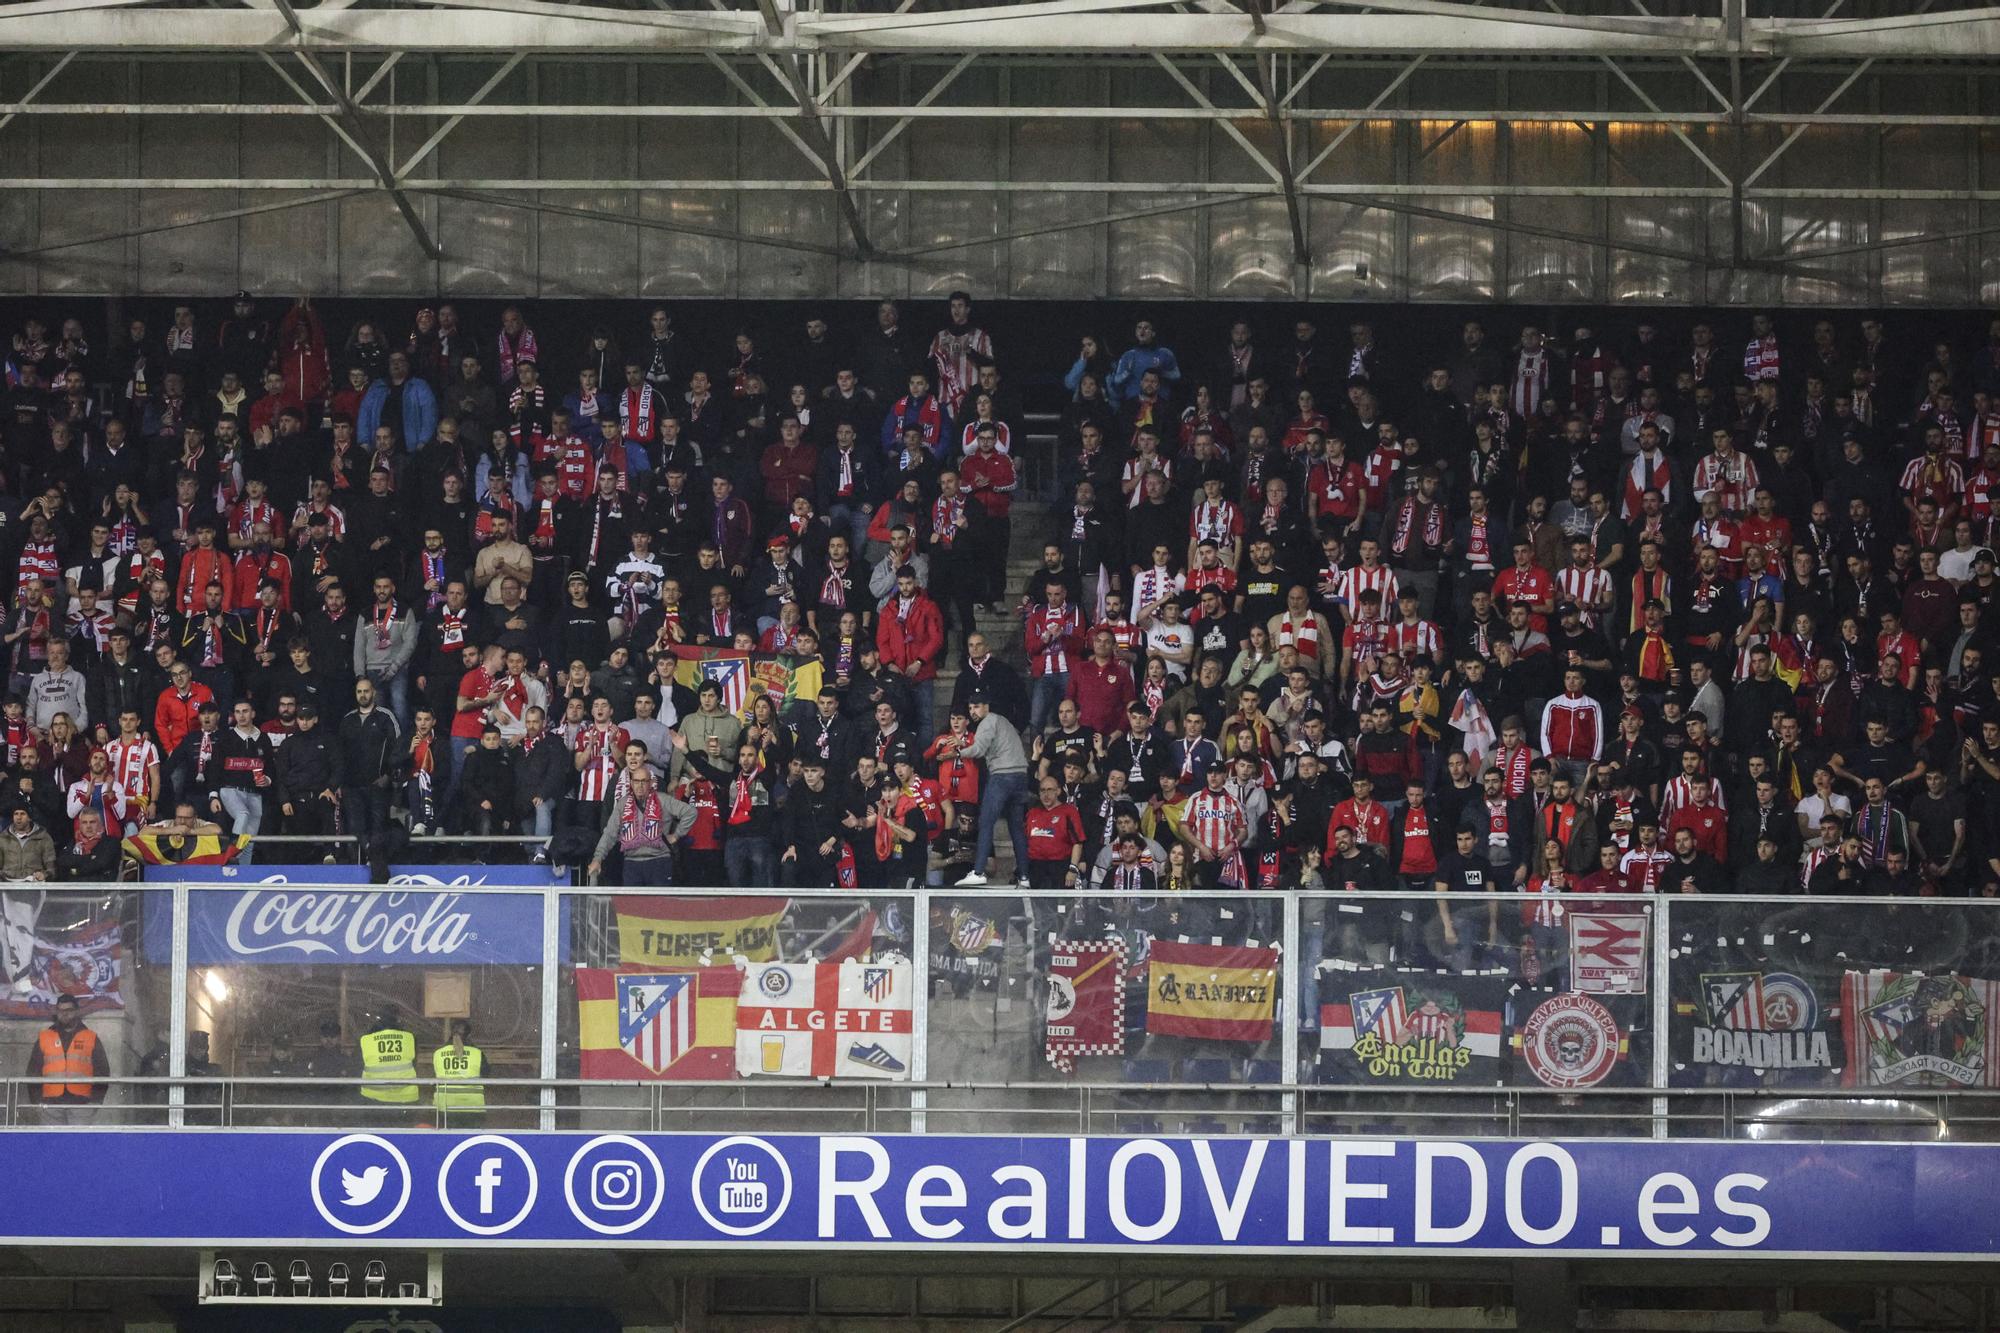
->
[5,1075,1989,1143]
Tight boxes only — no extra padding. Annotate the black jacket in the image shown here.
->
[270,726,342,802]
[513,732,573,812]
[86,652,156,734]
[336,706,400,786]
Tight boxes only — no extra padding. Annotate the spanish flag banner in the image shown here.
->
[614,895,788,966]
[122,831,251,867]
[576,966,741,1080]
[669,645,825,720]
[1144,940,1279,1043]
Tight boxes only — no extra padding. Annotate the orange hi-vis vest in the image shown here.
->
[37,1026,98,1101]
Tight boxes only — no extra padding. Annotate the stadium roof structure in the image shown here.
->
[0,0,1997,296]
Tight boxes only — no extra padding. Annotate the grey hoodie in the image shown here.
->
[27,666,87,734]
[352,603,420,680]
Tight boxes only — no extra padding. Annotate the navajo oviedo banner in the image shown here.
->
[9,1131,2000,1258]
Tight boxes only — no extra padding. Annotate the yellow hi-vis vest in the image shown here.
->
[432,1045,485,1110]
[359,1029,418,1103]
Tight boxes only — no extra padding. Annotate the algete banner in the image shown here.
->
[5,1131,2000,1258]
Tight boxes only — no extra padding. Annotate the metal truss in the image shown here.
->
[0,0,1996,275]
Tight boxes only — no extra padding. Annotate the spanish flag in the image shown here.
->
[1144,940,1279,1043]
[669,645,825,721]
[576,966,741,1080]
[122,831,251,866]
[615,895,788,966]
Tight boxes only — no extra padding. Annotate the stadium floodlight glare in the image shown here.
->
[210,1259,238,1297]
[289,1260,312,1297]
[364,1260,388,1298]
[251,1262,275,1297]
[326,1262,350,1297]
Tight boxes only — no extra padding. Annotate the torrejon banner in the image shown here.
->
[8,1131,2000,1257]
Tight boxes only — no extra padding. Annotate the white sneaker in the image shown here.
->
[955,870,989,887]
[1016,876,1031,890]
[321,853,336,865]
[410,823,429,838]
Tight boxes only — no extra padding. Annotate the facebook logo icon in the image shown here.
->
[474,1157,504,1215]
[438,1136,539,1236]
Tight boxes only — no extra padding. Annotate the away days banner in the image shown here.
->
[14,1130,2000,1258]
[141,866,565,965]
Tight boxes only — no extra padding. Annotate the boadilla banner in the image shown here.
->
[1681,971,1835,1079]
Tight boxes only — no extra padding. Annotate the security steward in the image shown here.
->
[432,1019,484,1118]
[27,994,110,1124]
[358,1007,418,1111]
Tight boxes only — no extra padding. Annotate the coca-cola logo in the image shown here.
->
[222,889,477,959]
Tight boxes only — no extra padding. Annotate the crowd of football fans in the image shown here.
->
[0,294,1995,899]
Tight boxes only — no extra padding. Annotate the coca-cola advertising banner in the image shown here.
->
[142,865,563,966]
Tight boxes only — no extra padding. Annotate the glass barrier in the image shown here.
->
[922,890,1287,1135]
[3,886,172,1127]
[30,883,2000,1141]
[1663,895,2000,1141]
[557,890,917,1134]
[1298,892,1658,1138]
[181,883,545,1129]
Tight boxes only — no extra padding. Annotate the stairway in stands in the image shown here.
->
[928,499,1053,884]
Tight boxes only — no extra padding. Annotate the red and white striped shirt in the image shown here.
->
[1618,846,1675,893]
[1338,563,1399,620]
[1184,788,1246,858]
[574,724,630,802]
[1554,565,1614,626]
[106,736,160,808]
[1383,618,1442,665]
[1899,455,1964,510]
[1188,498,1242,547]
[1660,773,1727,821]
[1691,450,1761,516]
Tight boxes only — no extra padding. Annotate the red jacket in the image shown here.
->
[876,593,944,684]
[1666,803,1728,864]
[1065,657,1136,734]
[154,683,214,755]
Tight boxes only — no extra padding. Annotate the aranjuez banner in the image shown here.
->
[140,866,564,966]
[2,1131,1997,1258]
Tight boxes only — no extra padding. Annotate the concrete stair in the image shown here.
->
[931,500,1054,886]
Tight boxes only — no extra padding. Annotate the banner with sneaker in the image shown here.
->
[734,959,915,1079]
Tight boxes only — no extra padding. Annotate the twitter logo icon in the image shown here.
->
[312,1135,411,1236]
[340,1166,388,1207]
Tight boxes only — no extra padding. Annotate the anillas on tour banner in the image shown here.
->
[576,965,741,1080]
[616,895,788,966]
[1144,940,1278,1042]
[1319,962,1507,1085]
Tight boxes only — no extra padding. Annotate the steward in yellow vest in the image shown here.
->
[358,1009,418,1105]
[432,1020,484,1114]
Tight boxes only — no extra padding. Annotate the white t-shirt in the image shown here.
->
[1939,547,1978,585]
[1795,790,1852,837]
[1145,623,1195,679]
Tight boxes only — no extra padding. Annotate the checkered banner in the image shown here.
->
[1044,938,1126,1075]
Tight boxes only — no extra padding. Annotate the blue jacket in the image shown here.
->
[357,376,440,452]
[1107,345,1182,405]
